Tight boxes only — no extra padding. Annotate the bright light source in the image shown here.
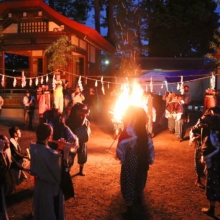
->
[105,60,109,65]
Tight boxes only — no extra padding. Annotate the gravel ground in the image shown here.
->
[0,111,219,220]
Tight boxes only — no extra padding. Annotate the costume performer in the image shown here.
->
[53,74,63,113]
[116,106,155,214]
[165,93,186,141]
[66,103,90,176]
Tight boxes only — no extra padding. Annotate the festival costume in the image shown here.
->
[165,99,186,139]
[37,89,50,121]
[54,80,63,113]
[116,126,155,205]
[30,142,65,220]
[191,107,220,211]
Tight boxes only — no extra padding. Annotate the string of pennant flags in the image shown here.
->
[0,68,217,95]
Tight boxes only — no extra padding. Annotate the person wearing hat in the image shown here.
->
[22,90,35,130]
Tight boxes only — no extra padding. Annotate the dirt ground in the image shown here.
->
[1,110,220,220]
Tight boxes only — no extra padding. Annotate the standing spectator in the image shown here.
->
[66,103,90,176]
[71,86,85,106]
[53,74,63,113]
[0,96,4,120]
[175,94,186,141]
[165,93,177,134]
[30,123,69,220]
[116,106,155,215]
[156,91,172,128]
[141,92,156,137]
[22,90,35,130]
[9,126,29,185]
[183,85,191,120]
[37,85,50,123]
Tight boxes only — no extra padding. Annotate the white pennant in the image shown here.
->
[21,70,26,87]
[95,80,98,87]
[150,77,153,92]
[101,85,105,95]
[13,78,17,87]
[41,76,44,85]
[29,78,32,87]
[46,75,49,82]
[1,75,5,87]
[177,83,180,90]
[52,75,56,90]
[211,72,215,90]
[78,76,83,91]
[164,80,168,91]
[35,77,39,86]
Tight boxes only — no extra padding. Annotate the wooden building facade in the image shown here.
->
[0,0,115,89]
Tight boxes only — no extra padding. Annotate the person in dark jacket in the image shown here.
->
[8,126,30,185]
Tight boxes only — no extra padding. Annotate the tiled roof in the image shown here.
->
[0,0,115,54]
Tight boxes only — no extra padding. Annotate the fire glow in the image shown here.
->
[112,81,144,122]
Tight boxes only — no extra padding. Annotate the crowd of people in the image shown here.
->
[1,79,220,219]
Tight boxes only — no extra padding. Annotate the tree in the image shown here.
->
[144,0,220,57]
[206,30,220,68]
[44,35,77,71]
[44,0,93,24]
